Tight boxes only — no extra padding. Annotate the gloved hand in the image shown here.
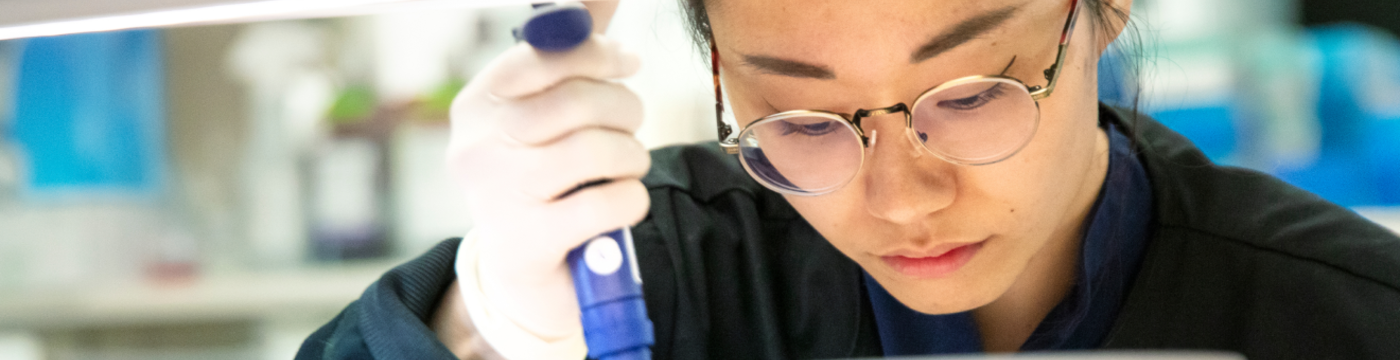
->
[445,33,648,359]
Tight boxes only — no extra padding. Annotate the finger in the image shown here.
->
[496,79,644,145]
[473,178,648,275]
[532,179,650,253]
[582,1,620,32]
[482,34,641,99]
[514,129,650,201]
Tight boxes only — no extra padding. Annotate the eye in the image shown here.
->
[937,83,1008,111]
[778,120,842,136]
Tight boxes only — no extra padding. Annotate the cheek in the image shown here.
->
[783,192,857,234]
[971,110,1102,256]
[782,191,876,262]
[979,124,1091,222]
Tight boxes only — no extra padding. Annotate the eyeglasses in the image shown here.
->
[711,0,1083,196]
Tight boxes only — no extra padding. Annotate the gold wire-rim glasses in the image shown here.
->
[711,0,1082,153]
[709,0,1083,196]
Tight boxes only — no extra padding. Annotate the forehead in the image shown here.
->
[707,0,1015,48]
[706,0,1035,79]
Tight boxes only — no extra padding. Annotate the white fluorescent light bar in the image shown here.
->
[0,0,539,41]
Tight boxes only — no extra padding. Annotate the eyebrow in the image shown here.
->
[740,54,836,80]
[910,6,1020,63]
[737,6,1022,80]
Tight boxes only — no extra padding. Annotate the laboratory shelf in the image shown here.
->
[0,261,398,330]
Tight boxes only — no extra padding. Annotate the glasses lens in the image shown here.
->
[910,78,1038,164]
[738,114,863,195]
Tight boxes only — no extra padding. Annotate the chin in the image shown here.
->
[865,264,1005,315]
[904,286,999,315]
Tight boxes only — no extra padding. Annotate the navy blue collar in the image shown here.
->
[866,123,1155,354]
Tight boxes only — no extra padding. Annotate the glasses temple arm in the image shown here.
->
[711,42,740,153]
[1030,0,1081,100]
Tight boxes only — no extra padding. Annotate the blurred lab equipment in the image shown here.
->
[1274,25,1400,206]
[1112,0,1400,208]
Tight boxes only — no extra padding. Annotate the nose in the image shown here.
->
[859,111,956,224]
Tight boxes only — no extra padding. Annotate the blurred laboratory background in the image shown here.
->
[0,0,1396,359]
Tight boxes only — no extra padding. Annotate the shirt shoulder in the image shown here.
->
[296,239,462,360]
[1120,105,1400,291]
[1104,105,1400,358]
[642,142,767,202]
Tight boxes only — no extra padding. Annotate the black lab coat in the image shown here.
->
[297,104,1400,359]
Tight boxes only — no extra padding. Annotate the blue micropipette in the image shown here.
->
[516,3,655,360]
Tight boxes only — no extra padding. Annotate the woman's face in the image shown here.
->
[709,0,1124,314]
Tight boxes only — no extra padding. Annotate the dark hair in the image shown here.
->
[677,0,1145,140]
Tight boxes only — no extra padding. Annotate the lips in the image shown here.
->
[880,241,985,279]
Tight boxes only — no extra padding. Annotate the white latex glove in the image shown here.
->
[445,33,649,359]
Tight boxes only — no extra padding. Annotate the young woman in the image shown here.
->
[297,0,1400,359]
